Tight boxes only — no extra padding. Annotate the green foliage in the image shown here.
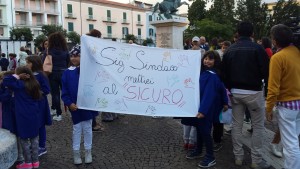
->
[206,0,236,26]
[185,19,234,41]
[9,27,33,42]
[188,0,207,26]
[125,34,137,43]
[67,31,81,44]
[142,38,154,46]
[270,0,300,26]
[235,0,269,39]
[41,24,67,37]
[33,34,47,48]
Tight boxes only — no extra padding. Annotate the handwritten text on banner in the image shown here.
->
[77,36,201,117]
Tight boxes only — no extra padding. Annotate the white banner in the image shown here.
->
[77,35,201,117]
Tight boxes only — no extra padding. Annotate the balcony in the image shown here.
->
[0,0,6,6]
[46,8,59,15]
[15,20,31,26]
[15,6,27,12]
[102,17,117,23]
[65,13,77,19]
[136,21,144,26]
[86,15,97,21]
[32,21,44,27]
[31,7,44,13]
[121,19,130,24]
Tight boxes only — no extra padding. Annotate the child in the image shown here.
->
[26,55,52,156]
[61,44,98,165]
[186,51,228,168]
[8,53,17,71]
[3,66,42,169]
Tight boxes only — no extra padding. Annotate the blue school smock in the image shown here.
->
[198,70,228,131]
[3,75,40,139]
[34,72,52,127]
[0,84,16,134]
[61,67,98,125]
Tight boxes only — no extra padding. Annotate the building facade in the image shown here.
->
[63,0,148,42]
[0,0,62,38]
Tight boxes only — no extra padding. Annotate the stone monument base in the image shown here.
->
[0,129,17,169]
[150,19,189,49]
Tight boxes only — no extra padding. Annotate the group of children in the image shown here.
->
[0,43,97,168]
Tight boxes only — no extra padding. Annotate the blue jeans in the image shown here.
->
[49,71,63,116]
[196,118,214,160]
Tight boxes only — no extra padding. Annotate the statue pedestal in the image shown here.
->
[151,19,188,49]
[0,129,17,169]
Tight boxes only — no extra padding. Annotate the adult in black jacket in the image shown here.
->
[221,21,270,169]
[0,53,9,71]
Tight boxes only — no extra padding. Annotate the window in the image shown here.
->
[149,15,152,21]
[89,24,94,31]
[0,10,2,23]
[123,12,126,20]
[88,7,93,18]
[122,27,128,37]
[137,14,141,21]
[50,16,56,24]
[68,22,74,31]
[107,26,112,37]
[149,28,154,36]
[107,10,111,20]
[138,28,141,36]
[36,15,42,25]
[35,0,41,10]
[67,4,72,14]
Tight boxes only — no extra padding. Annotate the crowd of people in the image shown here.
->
[0,21,299,169]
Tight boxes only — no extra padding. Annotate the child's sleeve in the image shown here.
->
[198,76,216,116]
[2,75,24,90]
[61,71,73,106]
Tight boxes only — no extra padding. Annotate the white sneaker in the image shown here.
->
[50,109,57,116]
[53,115,62,121]
[270,143,283,158]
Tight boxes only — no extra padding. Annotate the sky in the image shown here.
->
[108,0,278,14]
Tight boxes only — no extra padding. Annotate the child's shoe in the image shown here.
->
[73,150,82,165]
[50,109,56,116]
[85,149,92,164]
[38,147,47,157]
[16,162,33,169]
[198,158,216,168]
[53,115,62,121]
[32,161,39,169]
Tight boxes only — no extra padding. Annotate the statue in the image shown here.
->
[152,0,189,20]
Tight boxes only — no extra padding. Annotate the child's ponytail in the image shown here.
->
[15,67,42,100]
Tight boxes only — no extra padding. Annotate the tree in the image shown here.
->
[270,0,300,27]
[235,0,269,39]
[125,34,137,43]
[187,0,207,26]
[10,27,33,42]
[142,38,154,46]
[206,0,236,26]
[33,34,47,48]
[186,19,234,41]
[67,31,81,44]
[41,24,67,37]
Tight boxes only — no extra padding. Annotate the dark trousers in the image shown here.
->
[49,71,63,116]
[196,118,214,160]
[39,126,46,148]
[245,107,251,120]
[213,122,224,143]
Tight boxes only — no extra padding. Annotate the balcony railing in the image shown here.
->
[15,6,27,11]
[32,21,44,26]
[121,19,130,24]
[65,13,76,19]
[136,21,144,26]
[87,15,96,21]
[15,20,30,26]
[102,17,117,23]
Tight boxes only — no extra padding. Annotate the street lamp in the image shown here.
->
[12,35,16,53]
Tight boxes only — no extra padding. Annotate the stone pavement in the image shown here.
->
[13,112,279,169]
